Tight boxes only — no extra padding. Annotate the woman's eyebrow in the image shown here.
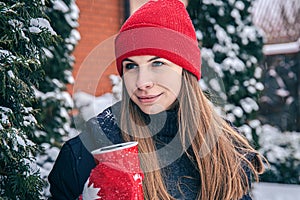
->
[122,58,135,63]
[123,56,161,63]
[148,56,160,62]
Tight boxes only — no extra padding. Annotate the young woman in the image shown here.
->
[49,0,265,199]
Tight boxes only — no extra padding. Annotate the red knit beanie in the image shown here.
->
[115,0,201,80]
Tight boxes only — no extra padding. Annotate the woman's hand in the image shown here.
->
[80,162,144,200]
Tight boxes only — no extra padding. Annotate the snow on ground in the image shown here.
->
[252,182,300,200]
[73,91,117,121]
[73,75,122,121]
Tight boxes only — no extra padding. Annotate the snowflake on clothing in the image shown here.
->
[82,179,101,200]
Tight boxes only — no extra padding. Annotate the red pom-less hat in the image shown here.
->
[115,0,201,80]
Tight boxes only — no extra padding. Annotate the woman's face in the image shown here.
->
[122,55,182,114]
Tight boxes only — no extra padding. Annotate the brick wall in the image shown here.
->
[70,0,124,96]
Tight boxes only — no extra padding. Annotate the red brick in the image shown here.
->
[69,0,124,97]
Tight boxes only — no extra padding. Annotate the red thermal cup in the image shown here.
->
[89,141,144,200]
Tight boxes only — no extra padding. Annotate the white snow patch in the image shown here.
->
[218,7,225,16]
[229,85,239,95]
[0,106,12,125]
[232,106,243,118]
[8,19,23,29]
[0,50,12,58]
[235,1,245,10]
[42,47,54,58]
[223,57,245,72]
[71,29,81,42]
[209,78,222,92]
[73,75,122,120]
[64,3,80,28]
[7,70,15,78]
[29,27,42,34]
[23,114,37,127]
[203,0,223,6]
[257,124,300,164]
[53,0,69,13]
[64,70,75,84]
[227,25,235,34]
[30,18,56,35]
[249,119,260,128]
[247,86,256,94]
[201,48,224,77]
[52,78,64,88]
[239,26,257,45]
[252,182,300,200]
[231,9,240,20]
[16,134,26,147]
[73,92,117,121]
[196,30,203,40]
[239,124,252,141]
[240,97,259,113]
[254,67,262,79]
[215,25,229,44]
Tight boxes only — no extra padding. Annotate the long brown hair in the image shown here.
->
[120,70,264,200]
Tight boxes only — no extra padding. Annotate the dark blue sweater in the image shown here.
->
[48,102,252,199]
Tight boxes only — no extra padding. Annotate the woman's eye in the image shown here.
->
[124,63,137,70]
[152,61,164,67]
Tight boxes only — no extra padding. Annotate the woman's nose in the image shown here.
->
[135,69,154,90]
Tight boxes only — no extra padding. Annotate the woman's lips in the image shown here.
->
[137,94,162,103]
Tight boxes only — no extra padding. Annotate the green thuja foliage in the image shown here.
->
[0,0,57,199]
[32,0,79,147]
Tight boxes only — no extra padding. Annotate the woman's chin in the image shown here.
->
[139,104,166,115]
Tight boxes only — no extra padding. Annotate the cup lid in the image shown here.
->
[91,141,138,155]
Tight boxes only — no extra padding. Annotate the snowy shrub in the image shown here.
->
[188,0,264,148]
[0,0,58,198]
[31,0,80,198]
[257,125,300,184]
[187,0,300,185]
